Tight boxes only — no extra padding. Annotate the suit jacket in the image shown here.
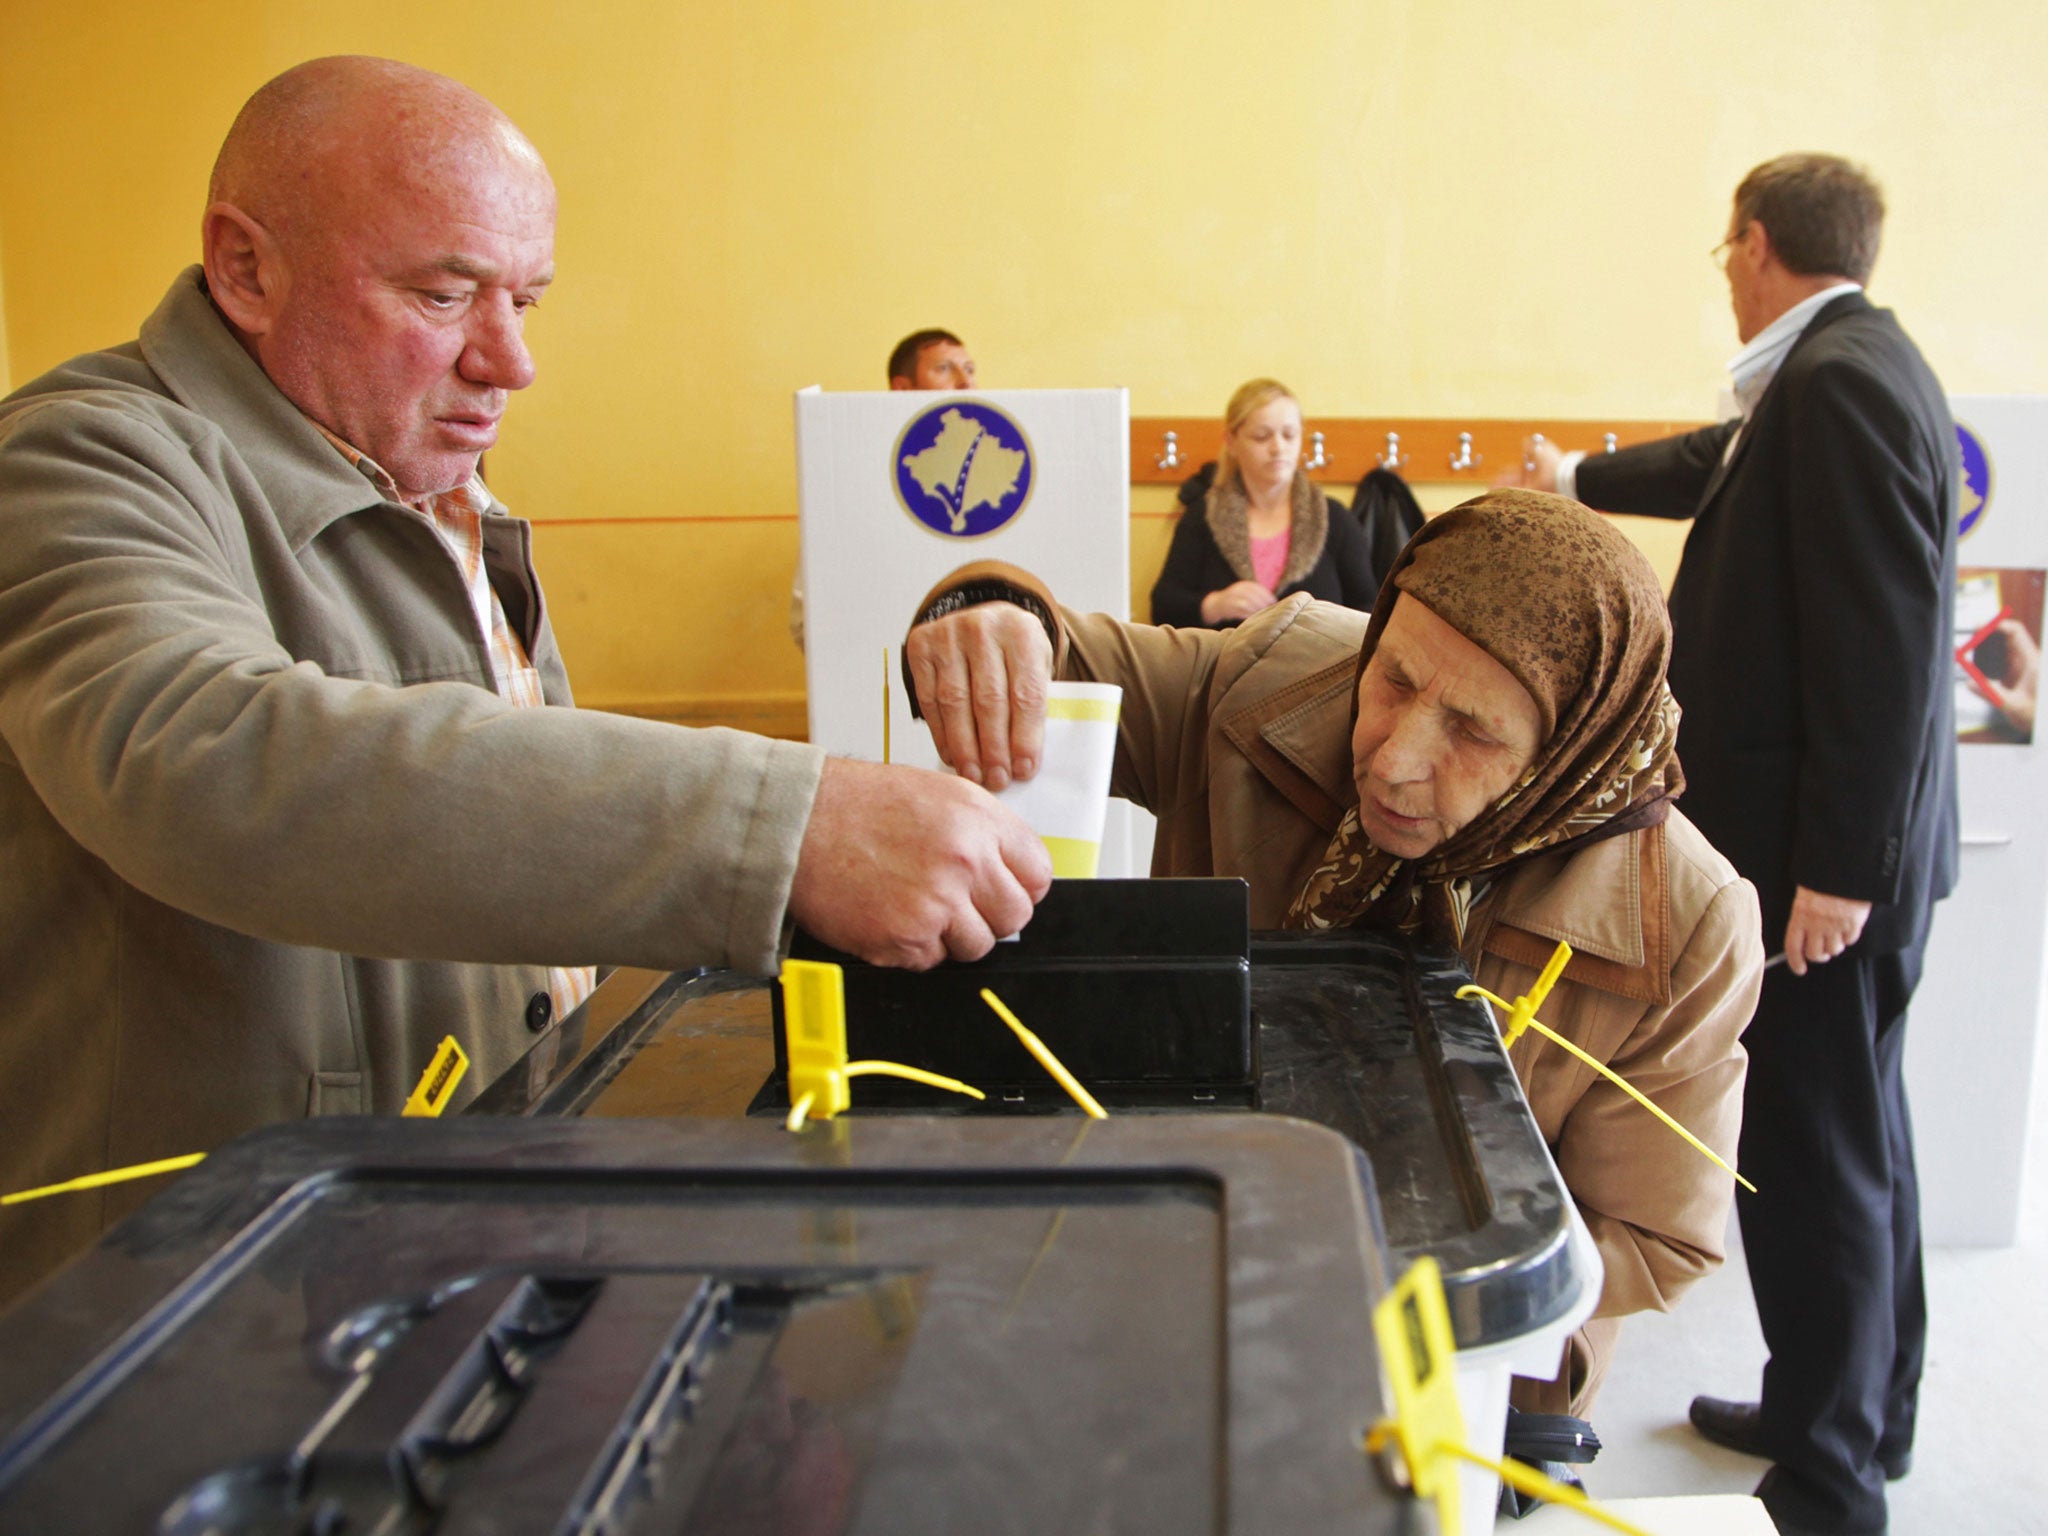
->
[1576,292,1958,953]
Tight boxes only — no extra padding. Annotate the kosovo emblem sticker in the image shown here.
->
[1956,423,1991,540]
[892,400,1034,539]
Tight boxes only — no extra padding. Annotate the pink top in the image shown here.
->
[1250,529,1291,593]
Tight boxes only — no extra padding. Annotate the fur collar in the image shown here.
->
[1204,470,1328,591]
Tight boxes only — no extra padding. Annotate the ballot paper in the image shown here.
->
[996,681,1122,877]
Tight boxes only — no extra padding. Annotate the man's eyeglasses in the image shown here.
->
[1710,225,1750,268]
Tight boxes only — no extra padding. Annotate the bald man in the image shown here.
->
[0,58,1048,1306]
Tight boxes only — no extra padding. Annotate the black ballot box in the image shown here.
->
[468,880,1587,1353]
[0,1115,1418,1535]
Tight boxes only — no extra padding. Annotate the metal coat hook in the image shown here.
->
[1155,430,1181,471]
[1524,432,1547,473]
[1376,432,1406,470]
[1603,432,1619,454]
[1448,431,1480,473]
[1303,430,1328,472]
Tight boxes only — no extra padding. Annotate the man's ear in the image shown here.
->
[889,376,914,391]
[201,201,285,337]
[1743,219,1776,273]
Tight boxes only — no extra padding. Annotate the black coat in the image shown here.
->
[1577,292,1958,952]
[1150,464,1379,627]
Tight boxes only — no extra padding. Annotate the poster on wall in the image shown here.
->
[1954,566,2043,745]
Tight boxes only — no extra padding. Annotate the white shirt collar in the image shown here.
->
[1727,282,1863,417]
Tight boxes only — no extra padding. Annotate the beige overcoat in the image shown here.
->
[1003,582,1763,1414]
[0,271,826,1306]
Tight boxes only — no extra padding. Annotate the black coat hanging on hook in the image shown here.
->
[1349,467,1426,595]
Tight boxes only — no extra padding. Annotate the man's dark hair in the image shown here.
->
[1733,154,1885,285]
[887,329,963,384]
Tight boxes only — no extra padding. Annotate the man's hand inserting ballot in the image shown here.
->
[905,601,1056,790]
[788,757,1052,969]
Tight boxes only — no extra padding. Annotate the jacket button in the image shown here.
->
[525,991,553,1033]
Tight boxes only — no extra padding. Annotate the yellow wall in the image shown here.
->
[4,1,2044,734]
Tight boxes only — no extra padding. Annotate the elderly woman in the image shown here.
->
[1150,378,1378,627]
[906,489,1762,1416]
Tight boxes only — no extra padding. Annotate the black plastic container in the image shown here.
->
[468,898,1584,1356]
[0,1116,1415,1535]
[773,878,1255,1107]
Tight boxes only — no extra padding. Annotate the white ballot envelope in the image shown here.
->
[995,682,1122,878]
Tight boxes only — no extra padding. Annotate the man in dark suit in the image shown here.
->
[1513,154,1957,1536]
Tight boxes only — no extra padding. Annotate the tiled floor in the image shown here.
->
[1572,1116,2048,1534]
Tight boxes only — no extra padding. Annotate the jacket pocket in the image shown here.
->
[307,1071,366,1117]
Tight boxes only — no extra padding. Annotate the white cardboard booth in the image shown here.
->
[794,386,1152,875]
[1909,395,2048,1245]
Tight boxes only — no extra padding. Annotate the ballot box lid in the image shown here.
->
[0,1115,1415,1536]
[469,899,1592,1358]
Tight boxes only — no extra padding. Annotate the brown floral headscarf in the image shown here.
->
[1284,488,1683,945]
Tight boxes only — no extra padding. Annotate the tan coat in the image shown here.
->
[0,272,825,1306]
[1048,590,1763,1414]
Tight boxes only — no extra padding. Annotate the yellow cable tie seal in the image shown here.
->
[780,959,987,1130]
[401,1035,470,1118]
[980,988,1108,1119]
[8,1032,472,1203]
[1457,939,1757,1194]
[3,1151,208,1207]
[1366,1255,1655,1536]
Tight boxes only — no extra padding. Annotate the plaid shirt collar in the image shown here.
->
[307,420,495,520]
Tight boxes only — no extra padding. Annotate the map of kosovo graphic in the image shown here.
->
[903,408,1027,533]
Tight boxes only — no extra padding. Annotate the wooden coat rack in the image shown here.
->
[1129,417,1707,486]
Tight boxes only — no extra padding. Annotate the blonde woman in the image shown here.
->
[1150,379,1377,627]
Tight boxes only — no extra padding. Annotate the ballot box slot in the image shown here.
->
[50,1255,929,1536]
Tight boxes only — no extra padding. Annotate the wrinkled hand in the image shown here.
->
[788,757,1052,969]
[904,601,1053,789]
[1781,885,1872,976]
[1985,617,2040,737]
[1200,580,1279,626]
[1493,436,1562,493]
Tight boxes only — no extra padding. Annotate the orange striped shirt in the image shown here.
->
[315,426,596,1023]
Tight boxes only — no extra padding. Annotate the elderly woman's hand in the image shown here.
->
[1200,580,1279,625]
[905,601,1054,790]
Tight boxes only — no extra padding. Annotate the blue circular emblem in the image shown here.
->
[892,399,1034,539]
[1956,423,1992,540]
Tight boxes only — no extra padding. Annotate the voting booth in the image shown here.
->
[1909,396,2048,1245]
[795,387,1152,875]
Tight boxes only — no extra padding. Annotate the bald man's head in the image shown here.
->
[208,57,550,250]
[202,57,557,497]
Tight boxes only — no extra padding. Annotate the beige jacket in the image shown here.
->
[1041,589,1761,1413]
[0,271,826,1305]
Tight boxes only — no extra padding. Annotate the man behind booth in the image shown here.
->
[887,329,976,392]
[0,59,1048,1308]
[789,328,978,648]
[1512,154,1957,1536]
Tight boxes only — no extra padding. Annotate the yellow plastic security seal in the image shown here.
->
[3,1152,208,1207]
[1366,1256,1652,1535]
[9,1033,475,1205]
[1457,940,1757,1194]
[401,1035,470,1117]
[979,988,1108,1119]
[780,958,987,1130]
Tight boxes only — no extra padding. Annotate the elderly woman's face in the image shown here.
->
[1351,597,1544,858]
